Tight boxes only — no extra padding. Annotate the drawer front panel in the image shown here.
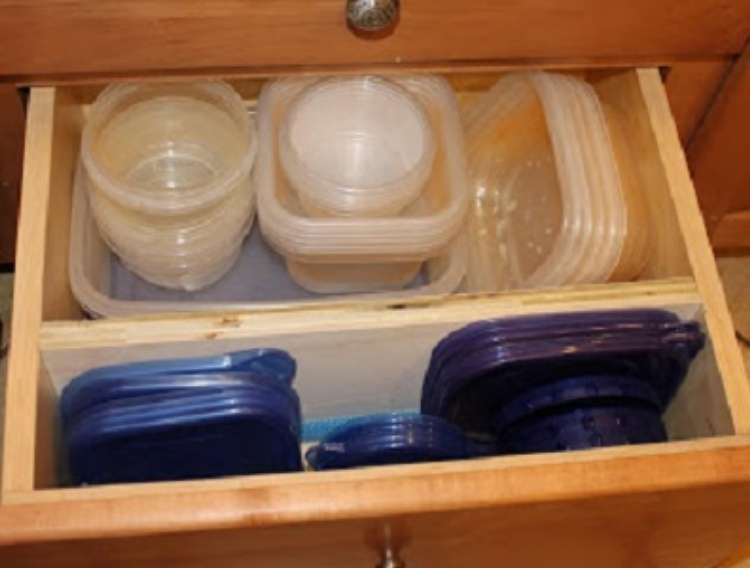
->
[4,441,750,567]
[0,1,748,80]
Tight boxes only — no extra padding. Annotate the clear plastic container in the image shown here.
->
[287,260,423,294]
[256,75,469,263]
[68,163,468,317]
[279,77,436,217]
[82,82,256,215]
[601,101,651,281]
[80,81,257,290]
[464,72,637,292]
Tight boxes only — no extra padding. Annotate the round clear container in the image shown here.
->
[278,76,435,217]
[82,82,256,215]
[81,81,257,290]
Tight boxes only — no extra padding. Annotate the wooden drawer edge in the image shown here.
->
[2,436,750,546]
[1,1,748,81]
[38,278,700,349]
[634,68,750,434]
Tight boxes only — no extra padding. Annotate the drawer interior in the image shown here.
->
[34,69,692,324]
[4,68,749,511]
[26,288,735,490]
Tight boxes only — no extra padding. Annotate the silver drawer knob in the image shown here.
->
[376,546,405,568]
[347,0,400,33]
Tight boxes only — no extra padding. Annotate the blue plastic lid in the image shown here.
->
[61,348,296,423]
[421,311,704,437]
[66,384,301,439]
[66,388,303,485]
[61,349,303,485]
[425,322,702,395]
[491,374,662,437]
[427,309,684,378]
[62,371,298,429]
[67,404,303,485]
[496,404,667,454]
[424,323,703,410]
[306,413,473,471]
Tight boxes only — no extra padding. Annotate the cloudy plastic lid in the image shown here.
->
[279,77,435,217]
[543,74,626,285]
[525,73,625,288]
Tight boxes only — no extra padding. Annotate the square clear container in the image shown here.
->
[256,76,469,261]
[464,72,648,292]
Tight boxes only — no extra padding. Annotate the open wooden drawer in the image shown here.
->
[3,68,750,567]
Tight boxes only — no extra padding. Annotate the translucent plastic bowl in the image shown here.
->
[279,77,435,217]
[80,81,257,290]
[82,81,256,215]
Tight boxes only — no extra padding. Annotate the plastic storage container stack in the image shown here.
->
[61,349,302,485]
[257,75,469,294]
[463,72,650,292]
[306,413,474,470]
[421,309,704,452]
[81,81,258,291]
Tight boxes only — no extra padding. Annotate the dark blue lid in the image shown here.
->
[492,374,662,437]
[496,404,667,454]
[305,413,473,471]
[62,372,299,430]
[420,310,704,438]
[61,349,302,485]
[66,384,301,439]
[66,388,303,485]
[61,348,296,423]
[68,405,303,485]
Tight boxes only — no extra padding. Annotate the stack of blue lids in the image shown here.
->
[306,413,474,471]
[421,309,704,453]
[61,349,303,485]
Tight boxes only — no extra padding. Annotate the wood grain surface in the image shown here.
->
[0,1,748,81]
[4,438,750,566]
[665,59,731,145]
[688,44,750,243]
[0,86,23,264]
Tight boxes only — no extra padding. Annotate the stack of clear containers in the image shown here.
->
[256,75,469,294]
[81,81,257,291]
[464,72,650,292]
